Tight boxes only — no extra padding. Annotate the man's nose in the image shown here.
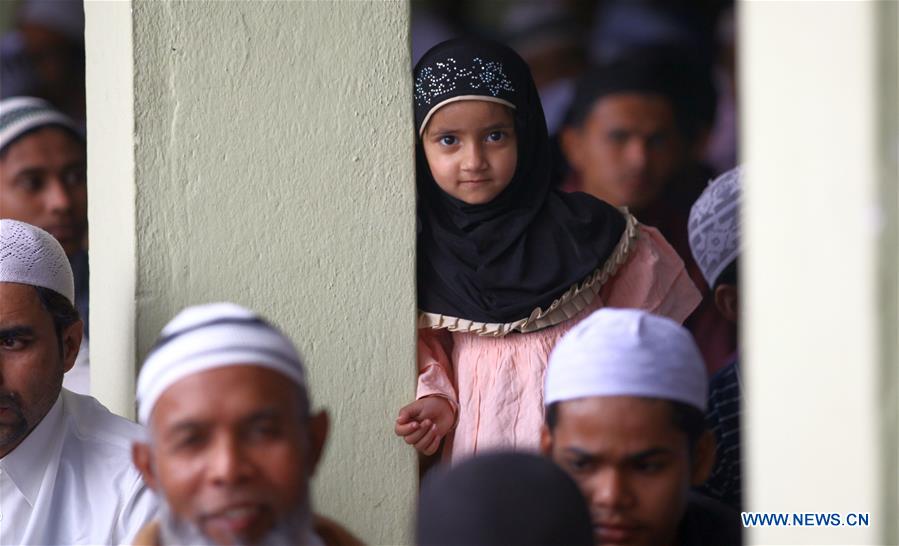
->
[44,179,73,214]
[208,435,253,486]
[624,140,649,170]
[591,469,635,510]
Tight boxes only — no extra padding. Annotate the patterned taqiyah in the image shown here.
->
[688,166,743,287]
[0,219,75,303]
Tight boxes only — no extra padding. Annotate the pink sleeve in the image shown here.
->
[600,225,702,324]
[415,328,459,414]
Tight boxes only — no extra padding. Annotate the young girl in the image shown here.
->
[395,39,700,462]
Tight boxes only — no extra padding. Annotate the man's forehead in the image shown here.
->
[156,403,294,430]
[0,282,42,314]
[426,100,514,133]
[149,366,303,427]
[557,396,678,432]
[1,127,85,163]
[555,397,686,457]
[590,92,676,122]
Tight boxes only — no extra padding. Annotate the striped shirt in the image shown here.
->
[699,358,742,510]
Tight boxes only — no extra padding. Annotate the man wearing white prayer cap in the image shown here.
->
[539,308,741,546]
[131,303,362,546]
[689,165,743,511]
[0,219,157,545]
[1,96,91,394]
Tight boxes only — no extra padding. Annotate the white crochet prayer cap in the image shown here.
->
[545,308,707,411]
[137,302,307,424]
[688,166,743,287]
[0,219,75,303]
[0,96,82,153]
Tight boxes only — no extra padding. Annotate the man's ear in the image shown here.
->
[690,430,717,486]
[539,424,554,458]
[132,442,160,491]
[559,126,584,172]
[714,284,739,323]
[61,319,84,373]
[306,410,330,477]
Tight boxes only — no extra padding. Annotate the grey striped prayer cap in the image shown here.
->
[1,96,82,154]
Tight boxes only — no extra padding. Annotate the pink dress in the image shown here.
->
[416,225,701,463]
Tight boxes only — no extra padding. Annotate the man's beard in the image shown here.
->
[157,496,314,546]
[0,392,28,450]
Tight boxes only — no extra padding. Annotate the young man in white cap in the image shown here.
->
[0,219,157,545]
[688,165,742,510]
[540,308,741,546]
[131,302,361,546]
[0,96,91,393]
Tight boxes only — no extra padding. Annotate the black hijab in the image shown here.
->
[415,38,626,324]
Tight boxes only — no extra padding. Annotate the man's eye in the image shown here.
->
[246,422,282,441]
[606,131,628,144]
[171,433,206,452]
[439,135,457,146]
[62,169,87,188]
[633,460,664,474]
[15,177,43,192]
[0,337,26,350]
[646,134,669,149]
[486,131,505,142]
[568,458,593,473]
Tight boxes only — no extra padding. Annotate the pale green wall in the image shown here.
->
[86,1,417,543]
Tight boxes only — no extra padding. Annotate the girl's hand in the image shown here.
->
[394,397,455,455]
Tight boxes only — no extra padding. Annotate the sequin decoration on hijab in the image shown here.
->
[415,38,627,325]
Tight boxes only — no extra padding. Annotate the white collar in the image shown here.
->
[0,393,66,506]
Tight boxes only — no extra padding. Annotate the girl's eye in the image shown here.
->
[439,135,457,146]
[486,131,505,142]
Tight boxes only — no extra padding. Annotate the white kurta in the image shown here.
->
[0,389,158,545]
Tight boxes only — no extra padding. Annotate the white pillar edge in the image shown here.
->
[877,2,899,544]
[84,0,137,419]
[741,1,883,544]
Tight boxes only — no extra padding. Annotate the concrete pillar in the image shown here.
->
[741,1,898,544]
[84,1,416,542]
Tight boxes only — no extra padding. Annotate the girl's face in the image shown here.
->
[421,100,517,205]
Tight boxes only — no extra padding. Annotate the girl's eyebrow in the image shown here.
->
[481,122,513,131]
[427,122,513,137]
[426,125,460,136]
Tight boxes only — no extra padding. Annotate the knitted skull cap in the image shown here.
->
[0,219,75,303]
